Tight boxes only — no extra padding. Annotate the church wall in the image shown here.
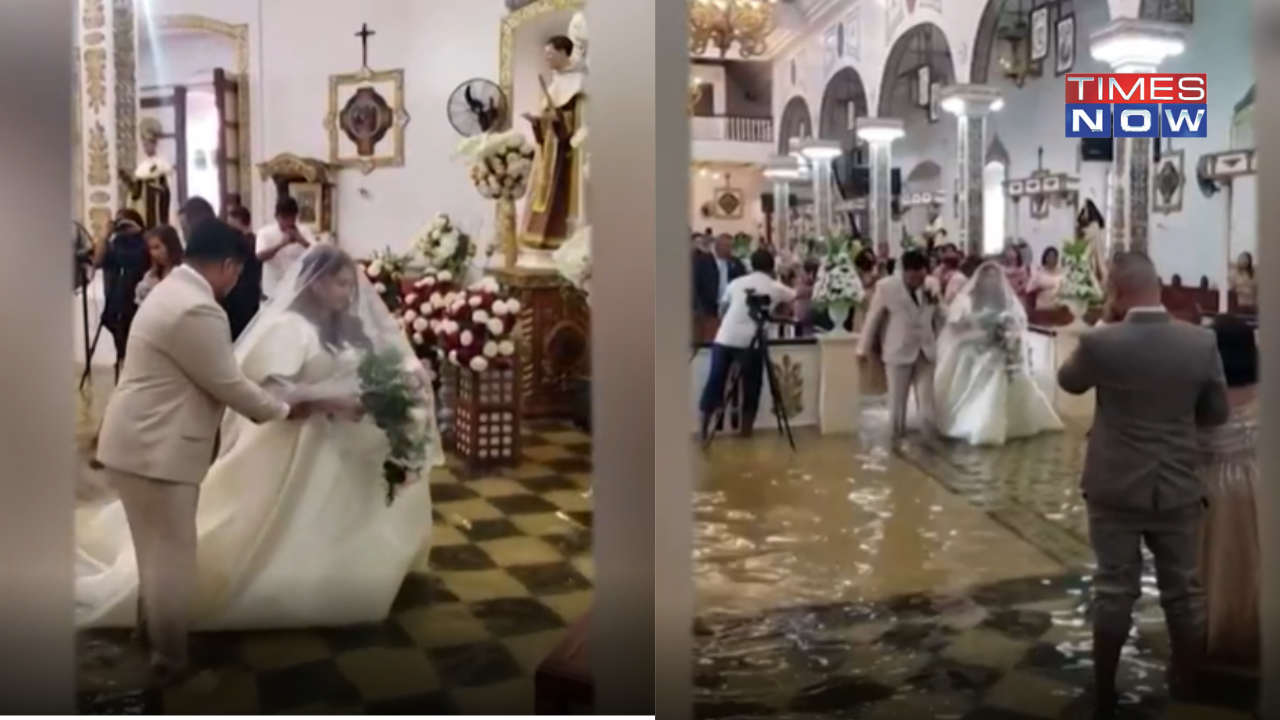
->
[772,0,1255,285]
[258,0,506,258]
[148,0,507,259]
[689,167,766,237]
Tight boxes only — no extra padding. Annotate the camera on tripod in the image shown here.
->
[744,289,774,323]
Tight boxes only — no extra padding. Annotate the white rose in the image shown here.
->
[419,276,435,287]
[367,261,383,277]
[412,317,428,332]
[472,310,489,324]
[374,282,387,294]
[505,298,522,313]
[408,407,430,426]
[429,320,441,332]
[413,332,424,345]
[405,293,418,306]
[448,349,458,362]
[498,340,515,356]
[403,310,418,323]
[419,302,431,315]
[491,300,508,316]
[460,330,474,347]
[483,341,499,358]
[468,295,483,307]
[487,318,504,335]
[469,356,489,373]
[438,270,453,282]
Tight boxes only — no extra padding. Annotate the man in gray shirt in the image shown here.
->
[1057,252,1229,715]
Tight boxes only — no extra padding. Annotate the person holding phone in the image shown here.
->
[255,196,317,299]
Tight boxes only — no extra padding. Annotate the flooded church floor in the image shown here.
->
[692,409,1257,719]
[76,369,1256,716]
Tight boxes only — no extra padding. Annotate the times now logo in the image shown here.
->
[1063,73,1207,138]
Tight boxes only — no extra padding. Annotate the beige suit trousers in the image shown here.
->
[106,467,200,665]
[886,355,936,439]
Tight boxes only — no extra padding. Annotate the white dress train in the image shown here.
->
[76,312,440,630]
[934,299,1064,446]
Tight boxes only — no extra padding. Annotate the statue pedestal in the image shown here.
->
[490,266,591,420]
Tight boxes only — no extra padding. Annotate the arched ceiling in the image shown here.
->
[878,22,955,118]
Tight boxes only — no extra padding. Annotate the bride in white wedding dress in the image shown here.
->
[934,261,1063,446]
[77,245,444,630]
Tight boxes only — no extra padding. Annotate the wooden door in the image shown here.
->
[213,68,243,214]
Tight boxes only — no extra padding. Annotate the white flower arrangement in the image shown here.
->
[458,130,537,200]
[811,239,866,310]
[552,224,591,297]
[412,213,475,276]
[1058,237,1104,305]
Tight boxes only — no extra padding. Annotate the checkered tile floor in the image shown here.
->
[77,422,594,714]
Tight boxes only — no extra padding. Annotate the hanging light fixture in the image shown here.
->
[688,0,779,59]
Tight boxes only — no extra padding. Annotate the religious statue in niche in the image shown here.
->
[118,117,173,230]
[324,23,411,174]
[521,14,588,251]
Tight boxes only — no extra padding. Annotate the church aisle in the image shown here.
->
[77,421,594,714]
[692,423,1256,719]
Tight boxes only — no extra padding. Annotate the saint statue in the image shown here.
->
[520,22,587,251]
[119,118,174,230]
[1076,199,1109,284]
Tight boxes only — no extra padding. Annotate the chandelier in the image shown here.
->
[689,0,778,59]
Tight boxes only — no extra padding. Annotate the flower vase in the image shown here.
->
[1063,299,1090,330]
[826,303,853,335]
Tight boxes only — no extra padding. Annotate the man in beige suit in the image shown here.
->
[856,250,945,443]
[96,220,314,684]
[1057,252,1228,715]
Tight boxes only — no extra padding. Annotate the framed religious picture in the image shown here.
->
[916,64,931,107]
[1030,6,1050,63]
[291,182,325,229]
[929,82,941,123]
[325,68,411,174]
[712,187,745,219]
[1055,14,1076,75]
[1153,148,1185,215]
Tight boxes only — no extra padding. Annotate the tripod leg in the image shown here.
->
[701,359,742,448]
[757,339,798,451]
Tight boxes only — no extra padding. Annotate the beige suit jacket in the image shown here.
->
[97,266,289,484]
[857,274,944,365]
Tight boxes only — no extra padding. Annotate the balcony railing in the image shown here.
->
[691,114,773,144]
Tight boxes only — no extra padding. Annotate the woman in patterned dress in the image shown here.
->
[1200,315,1260,667]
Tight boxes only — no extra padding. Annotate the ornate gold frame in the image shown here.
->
[324,68,410,174]
[155,15,253,212]
[497,0,586,268]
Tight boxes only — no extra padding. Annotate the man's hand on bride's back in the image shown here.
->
[311,396,366,420]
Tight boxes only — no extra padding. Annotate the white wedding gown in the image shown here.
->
[76,312,440,630]
[934,297,1064,446]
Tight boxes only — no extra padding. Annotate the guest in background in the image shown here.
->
[1229,251,1256,310]
[874,240,897,276]
[1027,246,1065,310]
[177,196,217,237]
[224,205,264,340]
[1015,239,1034,270]
[693,233,745,319]
[1200,315,1260,668]
[92,208,151,375]
[959,254,983,279]
[134,224,184,305]
[793,257,821,334]
[938,250,967,305]
[255,197,316,299]
[1000,244,1030,295]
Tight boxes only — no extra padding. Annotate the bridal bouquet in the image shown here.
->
[357,347,434,504]
[397,269,460,360]
[460,130,537,200]
[361,248,413,312]
[986,311,1024,379]
[412,214,475,277]
[437,277,521,373]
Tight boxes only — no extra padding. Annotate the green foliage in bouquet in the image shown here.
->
[811,235,867,310]
[1058,237,1104,305]
[357,348,430,505]
[731,232,754,259]
[362,248,414,313]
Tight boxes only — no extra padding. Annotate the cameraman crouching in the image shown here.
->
[698,249,796,440]
[91,209,150,375]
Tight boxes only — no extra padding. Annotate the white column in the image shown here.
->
[764,155,802,251]
[856,119,905,250]
[798,139,841,238]
[940,85,1002,257]
[74,0,136,240]
[1089,19,1187,255]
